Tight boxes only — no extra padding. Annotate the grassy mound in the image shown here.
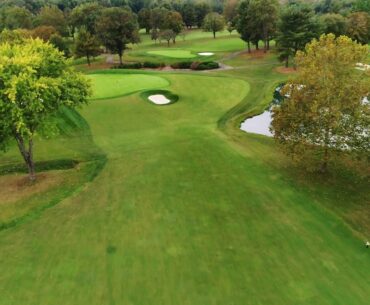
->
[88,73,169,100]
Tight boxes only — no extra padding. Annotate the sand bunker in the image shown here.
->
[148,94,171,105]
[198,52,214,56]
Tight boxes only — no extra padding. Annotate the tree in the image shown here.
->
[251,0,279,52]
[96,7,139,65]
[35,5,68,35]
[194,2,210,28]
[32,25,57,41]
[159,29,175,46]
[275,4,321,67]
[320,13,347,37]
[271,34,370,172]
[163,11,183,43]
[236,0,254,52]
[346,12,370,44]
[0,28,31,44]
[180,1,196,29]
[138,8,151,34]
[150,7,168,30]
[203,12,225,38]
[69,2,103,35]
[0,39,91,180]
[74,28,101,65]
[1,6,33,30]
[353,0,370,14]
[50,33,70,56]
[224,0,239,23]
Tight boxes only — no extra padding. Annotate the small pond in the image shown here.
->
[240,85,284,137]
[240,85,369,137]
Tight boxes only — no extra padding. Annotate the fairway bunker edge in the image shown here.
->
[140,90,179,106]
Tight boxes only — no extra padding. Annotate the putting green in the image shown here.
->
[88,73,169,100]
[147,50,196,58]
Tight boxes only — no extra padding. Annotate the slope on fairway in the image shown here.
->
[0,71,369,305]
[88,73,169,100]
[146,50,196,59]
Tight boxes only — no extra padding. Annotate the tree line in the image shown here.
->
[0,0,369,67]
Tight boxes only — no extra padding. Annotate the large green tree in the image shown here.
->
[251,0,279,52]
[138,7,151,34]
[0,38,91,180]
[96,7,139,65]
[203,12,225,38]
[162,11,183,43]
[35,5,68,35]
[271,34,370,172]
[69,2,103,35]
[320,13,347,37]
[0,6,33,30]
[275,4,321,67]
[73,27,101,65]
[236,0,254,52]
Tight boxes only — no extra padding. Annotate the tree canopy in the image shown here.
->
[271,34,370,172]
[0,38,91,180]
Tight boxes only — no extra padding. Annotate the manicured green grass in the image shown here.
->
[0,45,369,304]
[88,73,169,100]
[146,50,196,58]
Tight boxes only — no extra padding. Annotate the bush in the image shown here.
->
[171,61,219,70]
[192,61,219,70]
[143,61,165,68]
[112,62,143,69]
[170,61,193,69]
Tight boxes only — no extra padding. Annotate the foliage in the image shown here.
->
[275,3,321,67]
[0,39,91,180]
[69,2,103,35]
[194,2,211,28]
[271,34,370,172]
[346,12,370,44]
[138,7,151,33]
[0,6,33,30]
[96,7,139,64]
[236,0,254,52]
[31,25,57,41]
[34,5,68,35]
[203,12,225,38]
[353,0,370,13]
[320,13,347,36]
[159,29,176,46]
[73,27,101,65]
[49,33,70,56]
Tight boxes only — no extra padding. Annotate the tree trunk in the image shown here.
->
[86,54,91,66]
[285,56,289,68]
[255,41,259,50]
[320,146,329,173]
[263,40,267,53]
[247,41,251,53]
[213,31,216,39]
[15,134,36,181]
[267,40,270,50]
[118,51,123,65]
[167,40,170,47]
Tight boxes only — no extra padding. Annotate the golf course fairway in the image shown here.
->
[0,66,369,305]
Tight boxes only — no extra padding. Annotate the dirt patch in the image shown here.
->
[240,49,269,59]
[0,171,72,205]
[275,66,297,74]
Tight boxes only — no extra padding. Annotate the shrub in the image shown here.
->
[171,61,193,69]
[143,61,165,68]
[112,62,142,69]
[192,61,219,70]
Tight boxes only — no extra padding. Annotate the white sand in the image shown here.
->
[148,94,171,105]
[356,63,370,71]
[198,52,214,56]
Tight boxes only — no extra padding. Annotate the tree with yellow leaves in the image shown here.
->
[271,34,370,172]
